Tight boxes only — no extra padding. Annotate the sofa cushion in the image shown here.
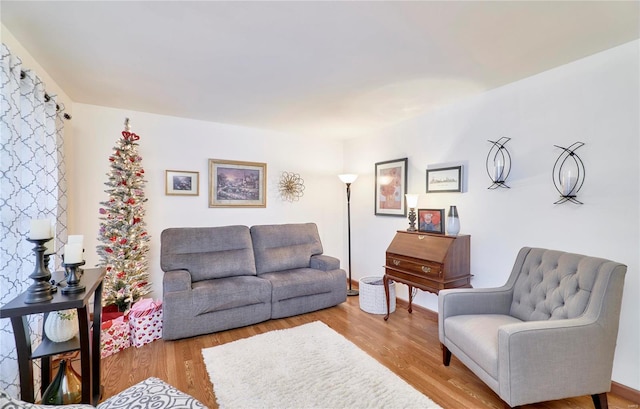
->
[251,223,323,275]
[192,275,272,315]
[261,268,340,301]
[444,314,523,379]
[510,249,603,321]
[161,226,256,282]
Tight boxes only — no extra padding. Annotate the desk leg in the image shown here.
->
[408,285,414,314]
[10,316,34,403]
[383,275,391,321]
[78,305,91,404]
[92,281,103,405]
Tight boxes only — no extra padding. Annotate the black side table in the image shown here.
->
[0,267,105,405]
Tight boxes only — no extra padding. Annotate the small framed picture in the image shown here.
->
[417,209,445,234]
[426,166,462,193]
[375,158,408,217]
[165,170,199,196]
[209,159,267,208]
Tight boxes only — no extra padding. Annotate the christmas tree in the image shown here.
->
[97,119,151,312]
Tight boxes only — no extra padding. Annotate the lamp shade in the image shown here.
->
[405,194,419,208]
[338,174,358,184]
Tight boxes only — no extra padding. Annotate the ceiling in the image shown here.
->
[2,1,638,139]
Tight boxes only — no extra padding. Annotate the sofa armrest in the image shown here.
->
[439,287,514,318]
[310,254,340,271]
[163,269,192,292]
[438,287,514,342]
[497,317,613,405]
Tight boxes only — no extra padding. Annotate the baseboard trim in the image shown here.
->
[392,297,640,403]
[395,298,438,321]
[611,382,640,404]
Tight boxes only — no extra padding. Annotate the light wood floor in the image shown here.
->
[100,296,637,409]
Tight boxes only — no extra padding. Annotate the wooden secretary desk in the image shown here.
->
[383,231,471,320]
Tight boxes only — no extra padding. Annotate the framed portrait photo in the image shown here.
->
[426,165,462,193]
[165,170,199,196]
[417,208,445,234]
[209,159,267,208]
[375,158,408,217]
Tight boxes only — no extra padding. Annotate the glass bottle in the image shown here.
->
[63,359,82,404]
[41,358,82,405]
[41,359,67,405]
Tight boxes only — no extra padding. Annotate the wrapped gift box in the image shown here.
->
[100,315,131,358]
[128,298,163,348]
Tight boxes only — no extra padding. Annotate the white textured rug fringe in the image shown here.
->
[202,321,442,409]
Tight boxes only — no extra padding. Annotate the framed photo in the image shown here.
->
[375,158,408,216]
[417,209,445,234]
[165,170,199,196]
[426,166,462,193]
[209,159,267,208]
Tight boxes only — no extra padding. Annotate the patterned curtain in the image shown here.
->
[0,43,68,398]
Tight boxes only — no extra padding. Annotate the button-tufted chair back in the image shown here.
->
[509,248,614,321]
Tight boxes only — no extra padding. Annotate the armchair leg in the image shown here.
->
[441,344,451,366]
[591,393,608,409]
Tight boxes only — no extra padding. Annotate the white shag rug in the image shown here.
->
[201,321,442,409]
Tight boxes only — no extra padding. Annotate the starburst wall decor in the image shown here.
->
[278,171,305,202]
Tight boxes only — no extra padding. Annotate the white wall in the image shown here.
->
[343,40,640,389]
[70,104,346,302]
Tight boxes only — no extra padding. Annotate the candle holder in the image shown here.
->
[552,142,585,204]
[61,261,86,295]
[486,137,512,189]
[24,238,54,304]
[43,253,58,293]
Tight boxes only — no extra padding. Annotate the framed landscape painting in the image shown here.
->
[209,159,267,208]
[375,158,408,216]
[165,170,199,196]
[426,165,462,193]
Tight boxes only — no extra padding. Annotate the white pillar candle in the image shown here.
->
[493,164,504,182]
[44,239,55,255]
[561,170,577,196]
[30,219,52,240]
[64,243,84,264]
[493,156,504,182]
[68,235,84,245]
[44,222,56,255]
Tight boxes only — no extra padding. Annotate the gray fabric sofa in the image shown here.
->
[438,247,627,408]
[161,223,347,340]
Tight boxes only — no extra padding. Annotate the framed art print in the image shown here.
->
[426,165,462,193]
[375,158,408,216]
[209,159,267,208]
[417,208,444,234]
[165,170,199,196]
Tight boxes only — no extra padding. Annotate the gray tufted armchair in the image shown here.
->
[438,247,627,409]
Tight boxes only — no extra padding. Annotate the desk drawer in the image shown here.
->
[386,255,442,278]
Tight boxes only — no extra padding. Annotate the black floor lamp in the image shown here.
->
[339,174,359,296]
